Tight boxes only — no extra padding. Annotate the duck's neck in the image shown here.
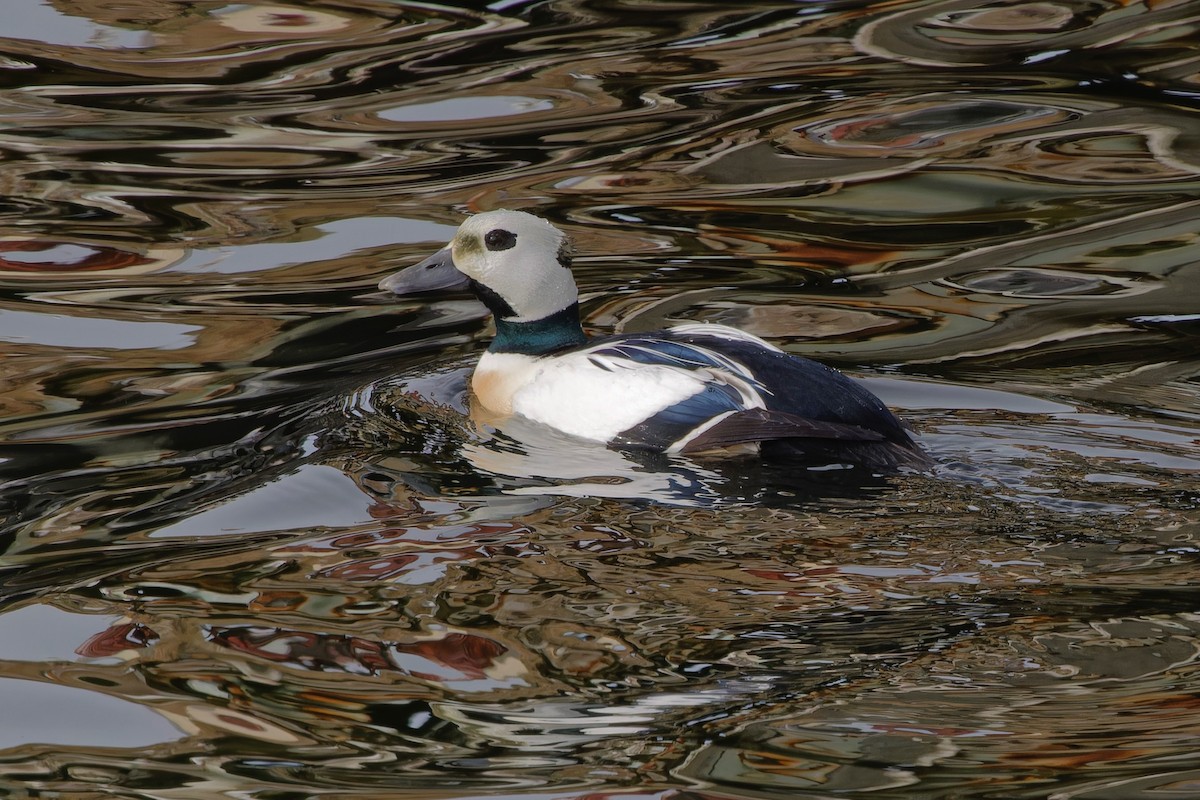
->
[490,303,588,355]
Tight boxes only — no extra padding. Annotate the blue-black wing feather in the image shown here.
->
[564,328,926,467]
[656,329,914,444]
[586,338,742,372]
[610,382,744,451]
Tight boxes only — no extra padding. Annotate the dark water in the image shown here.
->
[1,1,1199,798]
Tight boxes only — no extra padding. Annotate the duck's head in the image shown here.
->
[380,210,578,324]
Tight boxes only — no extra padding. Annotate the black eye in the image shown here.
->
[484,228,517,251]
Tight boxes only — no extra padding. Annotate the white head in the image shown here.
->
[449,210,578,323]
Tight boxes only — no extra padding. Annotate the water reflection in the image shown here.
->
[1,0,1199,798]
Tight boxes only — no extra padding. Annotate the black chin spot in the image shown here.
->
[469,278,517,318]
[484,228,517,251]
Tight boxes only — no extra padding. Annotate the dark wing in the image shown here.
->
[565,329,927,467]
[680,408,884,453]
[610,382,746,451]
[656,329,930,468]
[655,328,916,446]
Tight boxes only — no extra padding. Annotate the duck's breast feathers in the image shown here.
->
[504,348,731,444]
[472,335,748,428]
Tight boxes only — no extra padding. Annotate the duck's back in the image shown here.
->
[569,324,926,470]
[661,325,911,440]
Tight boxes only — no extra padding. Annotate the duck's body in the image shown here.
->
[379,210,927,471]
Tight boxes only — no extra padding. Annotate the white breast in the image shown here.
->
[473,350,718,442]
[471,352,543,416]
[516,357,709,442]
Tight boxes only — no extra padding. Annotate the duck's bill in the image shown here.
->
[378,247,470,295]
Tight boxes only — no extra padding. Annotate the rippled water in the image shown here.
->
[1,1,1199,798]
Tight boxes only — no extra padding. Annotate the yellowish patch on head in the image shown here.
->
[452,232,482,262]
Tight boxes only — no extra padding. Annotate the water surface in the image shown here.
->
[1,1,1199,798]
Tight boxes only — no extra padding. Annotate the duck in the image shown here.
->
[378,210,928,471]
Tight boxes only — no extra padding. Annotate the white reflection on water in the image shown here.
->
[462,418,730,506]
[7,0,151,49]
[0,606,117,663]
[169,217,458,275]
[150,464,374,538]
[0,308,199,350]
[380,96,555,123]
[0,679,182,748]
[861,377,1075,414]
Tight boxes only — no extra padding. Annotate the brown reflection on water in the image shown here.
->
[0,0,1199,798]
